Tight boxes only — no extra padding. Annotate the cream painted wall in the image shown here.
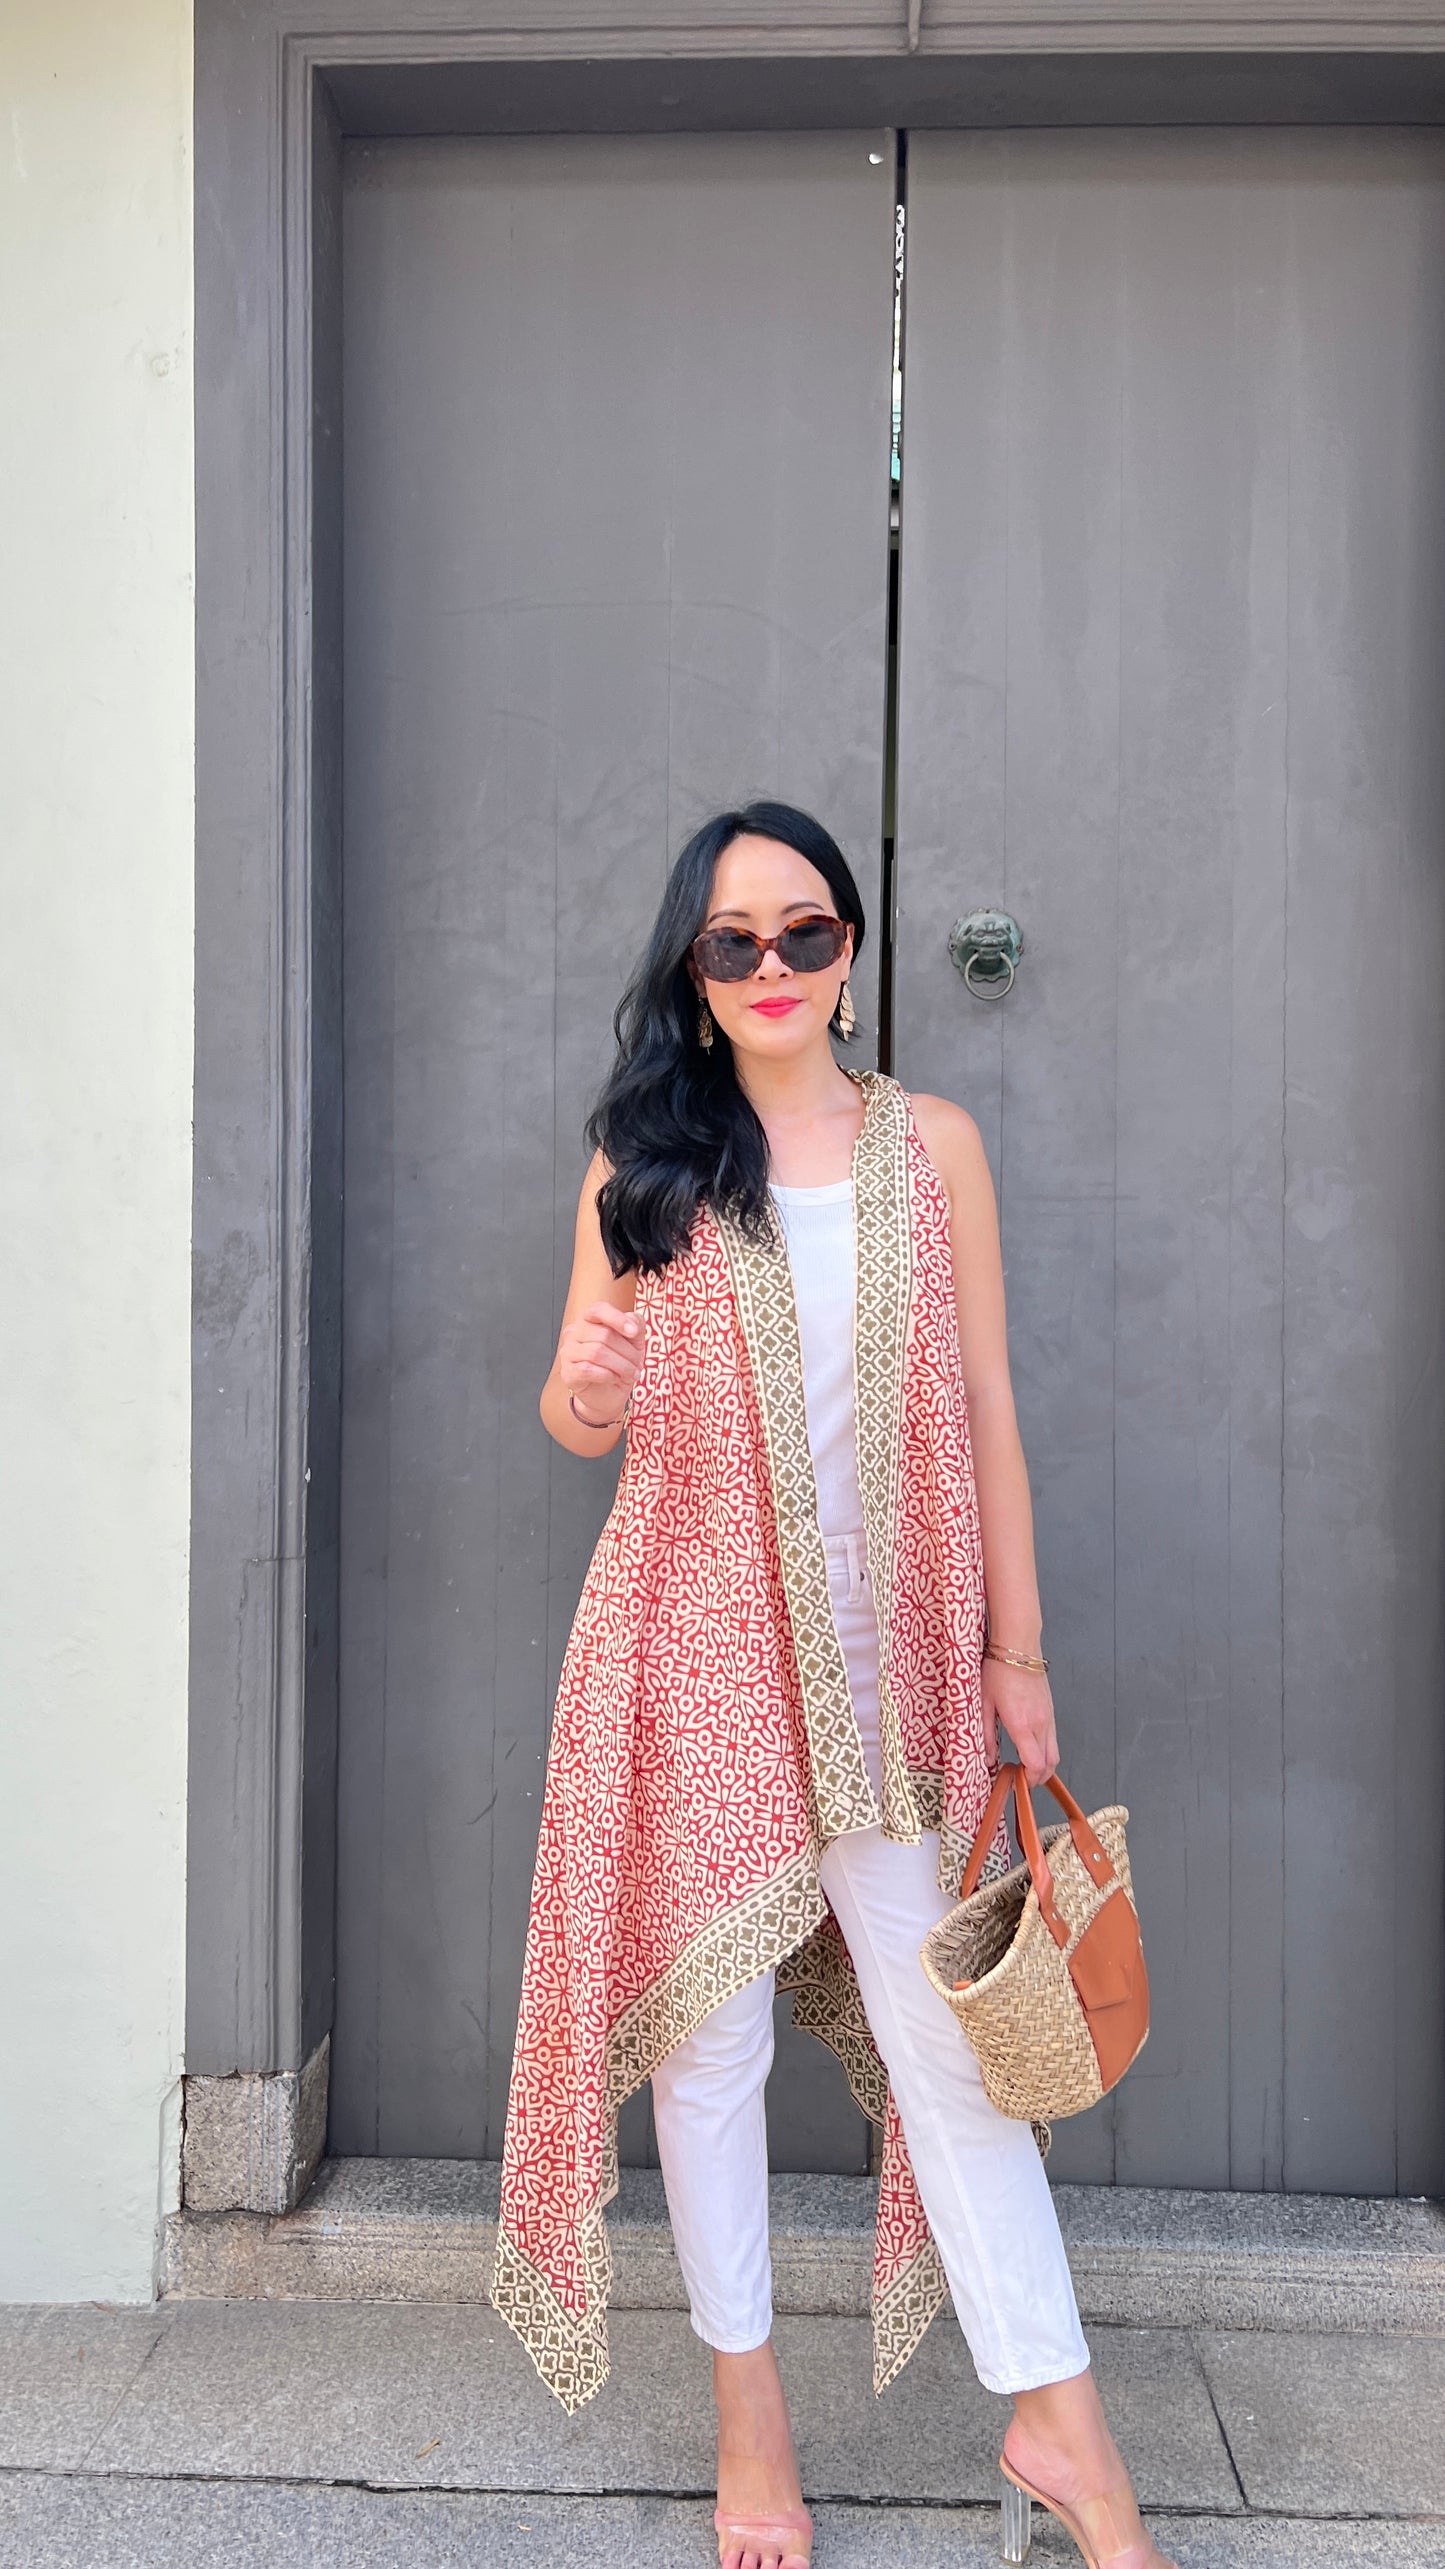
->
[0,1,194,2297]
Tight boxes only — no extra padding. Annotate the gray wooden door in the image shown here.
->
[333,133,896,2166]
[895,131,1445,2194]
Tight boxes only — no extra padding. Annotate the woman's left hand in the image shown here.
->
[981,1658,1059,1788]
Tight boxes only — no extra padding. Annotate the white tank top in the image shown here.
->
[769,1178,865,1538]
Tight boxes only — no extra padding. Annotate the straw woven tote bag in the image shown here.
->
[921,1764,1149,2123]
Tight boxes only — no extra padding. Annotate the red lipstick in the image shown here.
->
[751,996,803,1017]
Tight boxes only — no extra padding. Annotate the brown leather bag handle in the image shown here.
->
[959,1765,1121,1953]
[957,1761,1018,1902]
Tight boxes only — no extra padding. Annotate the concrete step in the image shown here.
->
[163,2158,1445,2335]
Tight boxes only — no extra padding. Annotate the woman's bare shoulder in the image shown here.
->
[906,1090,979,1142]
[904,1091,995,1219]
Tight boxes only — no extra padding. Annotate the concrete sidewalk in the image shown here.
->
[2,2298,1443,2566]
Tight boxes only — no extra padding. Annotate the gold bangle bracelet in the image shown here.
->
[983,1642,1050,1673]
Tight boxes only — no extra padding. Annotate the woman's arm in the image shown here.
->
[910,1094,1060,1786]
[540,1149,644,1457]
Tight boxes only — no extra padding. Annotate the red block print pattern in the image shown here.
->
[491,1074,1012,2410]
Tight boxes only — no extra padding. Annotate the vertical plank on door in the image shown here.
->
[337,133,896,2167]
[896,130,1445,2194]
[1108,140,1291,2189]
[1280,138,1445,2194]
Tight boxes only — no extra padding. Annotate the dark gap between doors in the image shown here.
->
[877,132,908,1076]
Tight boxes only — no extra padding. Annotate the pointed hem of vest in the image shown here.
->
[491,1843,828,2412]
[872,2235,951,2395]
[490,2210,614,2416]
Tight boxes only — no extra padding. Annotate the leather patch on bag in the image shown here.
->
[1068,1887,1150,2091]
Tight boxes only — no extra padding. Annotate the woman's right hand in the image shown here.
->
[557,1301,644,1425]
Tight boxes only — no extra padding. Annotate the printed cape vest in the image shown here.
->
[491,1072,1011,2412]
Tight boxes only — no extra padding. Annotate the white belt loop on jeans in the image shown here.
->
[824,1526,868,1607]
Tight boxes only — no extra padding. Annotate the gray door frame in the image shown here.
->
[189,0,1445,2206]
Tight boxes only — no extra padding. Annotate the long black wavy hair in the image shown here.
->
[587,801,867,1276]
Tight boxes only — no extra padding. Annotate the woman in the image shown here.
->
[492,803,1174,2569]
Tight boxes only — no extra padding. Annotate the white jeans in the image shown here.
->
[650,1529,1090,2398]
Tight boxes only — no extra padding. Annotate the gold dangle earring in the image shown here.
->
[836,981,857,1042]
[697,996,715,1052]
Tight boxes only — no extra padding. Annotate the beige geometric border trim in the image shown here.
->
[849,1070,921,1847]
[602,1849,827,2119]
[873,2233,951,2395]
[491,2205,613,2414]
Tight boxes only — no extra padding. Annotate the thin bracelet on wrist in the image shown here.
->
[983,1640,1050,1673]
[568,1389,631,1433]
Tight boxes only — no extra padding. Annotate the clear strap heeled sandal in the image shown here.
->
[714,2504,813,2569]
[998,2456,1176,2567]
[1000,2465,1033,2563]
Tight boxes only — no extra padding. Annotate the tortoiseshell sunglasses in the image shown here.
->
[691,914,850,983]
